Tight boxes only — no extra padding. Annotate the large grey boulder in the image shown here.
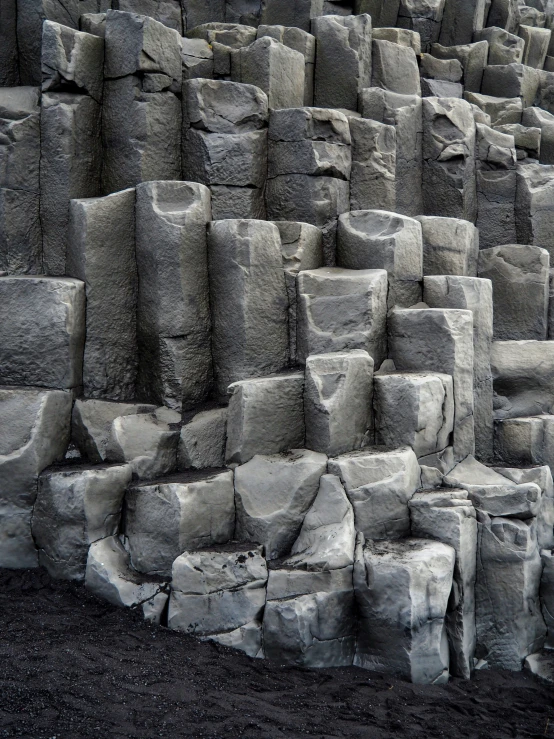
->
[0,276,85,390]
[416,216,478,277]
[257,24,316,105]
[226,373,305,466]
[474,26,524,65]
[372,39,421,95]
[304,350,374,457]
[516,164,554,258]
[465,91,522,127]
[374,372,454,458]
[481,63,540,109]
[354,535,456,684]
[208,220,288,398]
[522,106,554,164]
[478,245,550,341]
[86,536,169,624]
[183,78,268,134]
[496,465,554,551]
[68,189,137,400]
[410,489,477,679]
[168,546,268,636]
[0,387,72,568]
[296,267,388,368]
[475,514,546,670]
[234,449,328,559]
[180,37,214,80]
[492,340,554,419]
[0,87,42,275]
[348,117,396,213]
[124,470,235,577]
[178,406,228,470]
[329,446,421,540]
[431,41,488,92]
[32,464,132,581]
[389,308,475,462]
[135,181,213,411]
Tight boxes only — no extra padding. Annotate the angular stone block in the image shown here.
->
[313,14,373,111]
[410,489,477,679]
[475,515,546,670]
[304,350,373,457]
[474,26,524,65]
[495,122,540,162]
[234,449,328,560]
[168,546,268,635]
[465,91,522,126]
[183,78,268,134]
[431,41,488,92]
[226,373,305,465]
[348,117,396,212]
[389,308,475,461]
[481,63,540,109]
[372,39,421,95]
[478,244,549,341]
[236,37,305,109]
[492,340,554,419]
[32,463,131,581]
[522,107,554,164]
[329,446,420,540]
[354,536,456,684]
[181,37,214,81]
[374,372,454,458]
[541,550,554,649]
[182,0,226,30]
[0,0,18,86]
[416,216,478,277]
[256,24,316,105]
[518,24,551,69]
[115,0,184,32]
[296,267,388,368]
[396,0,445,50]
[178,406,228,471]
[516,164,554,258]
[67,189,137,401]
[135,181,212,411]
[125,470,235,577]
[208,220,289,398]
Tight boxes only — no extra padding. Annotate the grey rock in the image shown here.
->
[67,189,137,401]
[495,121,541,161]
[329,446,421,540]
[474,26,524,65]
[337,209,423,309]
[410,489,477,679]
[257,24,315,105]
[360,88,423,217]
[0,0,18,86]
[420,53,463,82]
[304,350,373,457]
[372,39,421,95]
[226,373,305,465]
[492,340,554,419]
[0,387,72,568]
[495,465,554,550]
[183,78,269,134]
[203,620,263,659]
[101,76,181,194]
[397,0,445,50]
[0,87,42,275]
[135,181,212,411]
[0,276,85,389]
[541,550,554,649]
[487,0,519,32]
[516,164,554,258]
[354,535,455,684]
[179,407,228,470]
[182,0,226,30]
[32,464,131,581]
[518,24,551,68]
[105,409,180,481]
[268,138,351,180]
[374,372,454,457]
[40,93,102,276]
[168,546,268,634]
[296,267,388,369]
[208,220,288,398]
[234,449,327,559]
[348,117,396,212]
[464,91,522,127]
[423,276,494,461]
[268,106,351,144]
[313,14,373,111]
[524,650,554,683]
[416,216,478,277]
[181,37,214,81]
[72,399,157,464]
[235,37,305,110]
[475,515,546,670]
[478,244,549,341]
[371,25,421,52]
[125,470,235,576]
[86,536,169,624]
[431,41,488,92]
[422,97,477,224]
[41,21,104,102]
[522,107,554,163]
[114,0,184,32]
[80,13,107,38]
[420,78,464,98]
[481,63,540,108]
[260,0,325,32]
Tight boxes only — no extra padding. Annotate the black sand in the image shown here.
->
[1,568,553,739]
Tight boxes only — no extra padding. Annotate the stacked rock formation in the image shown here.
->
[3,0,554,685]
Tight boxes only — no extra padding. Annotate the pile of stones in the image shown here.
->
[2,0,554,685]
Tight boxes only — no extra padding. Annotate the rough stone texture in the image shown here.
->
[32,464,132,581]
[372,39,421,96]
[304,350,373,457]
[135,181,213,411]
[354,535,456,684]
[431,41,488,92]
[208,220,289,398]
[465,91,523,127]
[179,407,228,470]
[481,63,540,109]
[374,372,454,458]
[522,107,554,164]
[410,489,477,679]
[416,216,478,277]
[256,24,316,105]
[491,340,554,419]
[348,117,396,212]
[0,387,72,569]
[226,373,305,465]
[474,27,524,65]
[389,308,475,462]
[296,267,388,371]
[67,190,137,401]
[124,470,235,576]
[516,164,554,258]
[475,514,546,670]
[541,550,554,649]
[0,277,85,390]
[329,446,420,540]
[234,449,328,560]
[0,0,18,86]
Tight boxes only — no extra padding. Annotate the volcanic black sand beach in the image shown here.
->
[1,568,553,739]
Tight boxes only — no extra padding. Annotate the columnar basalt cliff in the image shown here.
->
[3,0,554,685]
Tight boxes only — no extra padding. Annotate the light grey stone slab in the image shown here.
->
[179,407,228,471]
